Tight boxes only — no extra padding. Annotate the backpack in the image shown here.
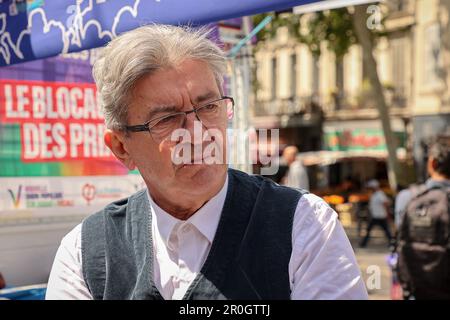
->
[397,184,450,300]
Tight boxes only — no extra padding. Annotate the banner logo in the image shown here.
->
[82,183,96,205]
[7,185,23,209]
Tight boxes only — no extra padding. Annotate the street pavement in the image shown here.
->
[344,224,393,300]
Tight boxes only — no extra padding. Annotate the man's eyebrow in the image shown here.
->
[194,91,220,104]
[146,105,178,121]
[144,91,219,120]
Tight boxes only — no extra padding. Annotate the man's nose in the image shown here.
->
[183,110,203,133]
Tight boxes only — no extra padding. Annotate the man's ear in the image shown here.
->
[427,157,436,172]
[431,158,439,170]
[104,129,136,170]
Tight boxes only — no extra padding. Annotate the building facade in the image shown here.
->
[252,0,450,189]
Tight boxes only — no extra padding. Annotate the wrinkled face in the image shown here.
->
[118,59,229,197]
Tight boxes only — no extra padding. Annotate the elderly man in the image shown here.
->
[46,25,367,300]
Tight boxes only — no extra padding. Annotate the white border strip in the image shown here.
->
[293,0,380,14]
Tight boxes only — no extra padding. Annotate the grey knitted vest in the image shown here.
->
[81,169,305,299]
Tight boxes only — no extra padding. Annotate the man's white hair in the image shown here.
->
[92,24,227,130]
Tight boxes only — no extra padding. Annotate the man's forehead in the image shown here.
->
[134,64,219,104]
[135,87,219,107]
[145,59,216,85]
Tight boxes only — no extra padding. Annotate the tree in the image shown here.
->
[254,4,400,190]
[352,4,400,191]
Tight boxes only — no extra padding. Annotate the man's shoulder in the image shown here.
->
[397,188,413,198]
[292,160,306,169]
[294,192,337,221]
[60,222,83,250]
[290,193,342,250]
[373,190,387,199]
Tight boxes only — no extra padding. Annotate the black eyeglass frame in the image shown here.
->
[124,96,235,133]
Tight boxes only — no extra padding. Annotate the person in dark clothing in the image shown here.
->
[0,272,5,290]
[360,179,392,247]
[396,136,450,300]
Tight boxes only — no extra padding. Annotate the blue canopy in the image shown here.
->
[0,0,321,67]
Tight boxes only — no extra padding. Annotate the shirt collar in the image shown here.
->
[187,175,228,243]
[147,174,229,246]
[147,191,180,248]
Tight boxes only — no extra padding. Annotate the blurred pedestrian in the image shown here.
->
[341,176,359,202]
[262,153,288,184]
[397,137,450,299]
[281,146,309,190]
[0,272,5,289]
[360,179,392,247]
[395,137,450,230]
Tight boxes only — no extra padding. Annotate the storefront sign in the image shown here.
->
[325,128,405,152]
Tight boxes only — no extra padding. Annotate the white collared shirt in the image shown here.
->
[150,176,227,299]
[46,176,368,300]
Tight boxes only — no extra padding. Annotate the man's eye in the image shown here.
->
[203,103,218,110]
[158,115,176,124]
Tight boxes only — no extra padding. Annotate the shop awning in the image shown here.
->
[0,0,326,67]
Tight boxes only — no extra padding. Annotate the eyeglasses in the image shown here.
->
[125,96,234,141]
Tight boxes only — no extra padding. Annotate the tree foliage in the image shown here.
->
[254,9,360,58]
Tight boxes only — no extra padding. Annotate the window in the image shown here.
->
[271,56,277,100]
[290,53,297,98]
[335,56,344,109]
[391,37,407,106]
[312,55,319,96]
[423,23,443,89]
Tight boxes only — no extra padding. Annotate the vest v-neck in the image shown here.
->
[146,171,236,300]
